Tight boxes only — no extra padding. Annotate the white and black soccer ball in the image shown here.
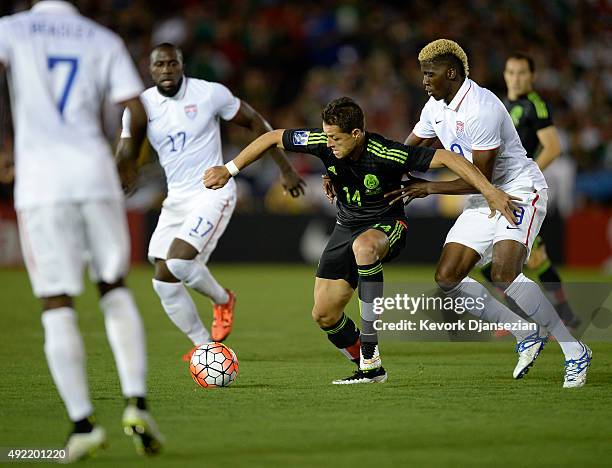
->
[189,342,239,388]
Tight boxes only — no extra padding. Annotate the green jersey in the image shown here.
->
[282,129,435,227]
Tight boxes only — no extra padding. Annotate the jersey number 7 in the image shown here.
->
[47,56,79,118]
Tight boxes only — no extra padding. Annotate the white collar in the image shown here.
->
[445,78,472,111]
[157,76,188,104]
[32,1,79,15]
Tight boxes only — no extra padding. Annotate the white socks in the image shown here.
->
[152,279,211,345]
[99,288,147,397]
[505,274,583,359]
[445,277,532,341]
[41,308,93,422]
[165,258,228,304]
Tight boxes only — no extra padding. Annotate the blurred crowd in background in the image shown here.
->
[1,0,611,217]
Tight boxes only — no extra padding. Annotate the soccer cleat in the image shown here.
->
[563,343,592,388]
[211,289,236,342]
[122,405,164,456]
[513,330,548,379]
[360,342,381,371]
[182,345,198,363]
[61,426,107,463]
[332,367,388,385]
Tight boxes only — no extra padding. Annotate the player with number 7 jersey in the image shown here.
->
[118,43,305,361]
[0,0,165,460]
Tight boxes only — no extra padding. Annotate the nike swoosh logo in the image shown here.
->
[435,120,442,124]
[506,226,520,230]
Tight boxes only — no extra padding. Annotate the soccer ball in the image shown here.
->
[189,342,239,388]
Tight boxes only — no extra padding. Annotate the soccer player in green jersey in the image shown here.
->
[204,97,518,384]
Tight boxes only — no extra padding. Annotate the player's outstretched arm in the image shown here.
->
[115,97,147,193]
[431,149,521,224]
[231,101,305,197]
[204,129,285,190]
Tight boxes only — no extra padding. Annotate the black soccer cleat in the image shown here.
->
[332,366,388,385]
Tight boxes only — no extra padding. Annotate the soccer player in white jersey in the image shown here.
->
[0,0,163,461]
[389,39,591,388]
[118,43,305,362]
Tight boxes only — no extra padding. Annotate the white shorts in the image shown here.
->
[148,190,236,264]
[444,189,548,267]
[17,199,130,298]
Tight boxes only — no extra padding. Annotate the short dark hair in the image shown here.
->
[507,52,535,72]
[151,42,183,63]
[321,97,364,133]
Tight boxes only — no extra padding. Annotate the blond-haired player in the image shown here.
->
[390,39,591,388]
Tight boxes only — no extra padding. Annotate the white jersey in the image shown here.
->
[121,77,240,200]
[413,78,547,196]
[0,1,144,209]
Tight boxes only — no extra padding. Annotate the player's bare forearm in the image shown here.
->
[232,102,304,196]
[535,126,561,171]
[425,178,478,195]
[204,129,285,190]
[234,129,285,170]
[432,150,496,197]
[232,101,290,170]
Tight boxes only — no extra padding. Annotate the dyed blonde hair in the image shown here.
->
[418,39,469,77]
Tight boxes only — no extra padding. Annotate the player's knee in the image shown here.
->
[41,295,73,311]
[97,279,125,297]
[435,266,462,290]
[166,257,198,286]
[154,260,180,283]
[490,267,519,285]
[351,239,379,264]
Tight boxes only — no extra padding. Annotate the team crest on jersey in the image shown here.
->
[292,131,310,146]
[364,174,380,190]
[456,121,464,133]
[184,104,198,119]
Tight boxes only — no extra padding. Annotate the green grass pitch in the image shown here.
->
[1,264,611,467]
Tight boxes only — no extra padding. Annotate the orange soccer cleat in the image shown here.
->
[211,289,236,342]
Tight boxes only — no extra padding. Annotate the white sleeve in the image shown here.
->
[120,107,131,138]
[209,82,241,121]
[107,37,144,104]
[412,103,437,139]
[0,18,12,65]
[466,105,503,151]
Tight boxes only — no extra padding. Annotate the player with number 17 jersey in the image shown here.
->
[121,75,239,265]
